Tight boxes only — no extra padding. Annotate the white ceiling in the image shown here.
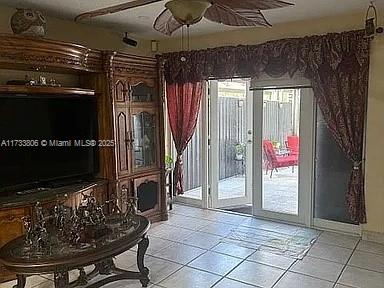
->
[1,0,383,39]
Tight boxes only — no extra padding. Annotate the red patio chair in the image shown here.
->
[263,140,298,178]
[286,135,299,156]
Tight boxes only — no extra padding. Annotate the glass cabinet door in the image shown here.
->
[131,82,157,103]
[132,110,157,170]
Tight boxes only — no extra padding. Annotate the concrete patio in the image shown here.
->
[180,167,298,215]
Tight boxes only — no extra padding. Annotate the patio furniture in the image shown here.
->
[263,140,298,178]
[286,135,299,156]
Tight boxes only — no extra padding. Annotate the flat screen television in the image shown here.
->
[0,94,99,194]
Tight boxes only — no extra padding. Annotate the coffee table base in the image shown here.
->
[14,236,150,288]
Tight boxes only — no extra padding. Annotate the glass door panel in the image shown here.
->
[179,112,203,201]
[211,79,252,209]
[253,86,314,225]
[132,110,157,170]
[131,82,156,102]
[174,87,208,207]
[262,89,300,215]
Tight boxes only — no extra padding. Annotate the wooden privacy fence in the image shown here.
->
[263,101,294,146]
[182,98,294,192]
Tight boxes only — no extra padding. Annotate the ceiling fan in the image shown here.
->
[75,0,294,36]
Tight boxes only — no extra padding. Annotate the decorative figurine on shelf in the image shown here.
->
[38,75,47,85]
[10,9,47,37]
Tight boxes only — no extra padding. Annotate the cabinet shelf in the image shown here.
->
[0,85,95,96]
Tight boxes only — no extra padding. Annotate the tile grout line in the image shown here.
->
[270,256,298,288]
[332,237,361,288]
[154,247,218,286]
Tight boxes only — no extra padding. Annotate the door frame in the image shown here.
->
[250,75,315,226]
[209,80,253,209]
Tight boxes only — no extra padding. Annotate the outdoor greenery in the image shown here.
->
[165,154,174,169]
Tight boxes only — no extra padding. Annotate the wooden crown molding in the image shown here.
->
[0,34,103,73]
[108,52,157,77]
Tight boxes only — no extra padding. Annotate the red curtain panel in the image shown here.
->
[166,82,204,195]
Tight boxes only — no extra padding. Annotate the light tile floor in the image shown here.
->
[1,204,384,288]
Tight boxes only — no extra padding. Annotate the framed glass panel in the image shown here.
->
[132,111,156,169]
[131,83,156,102]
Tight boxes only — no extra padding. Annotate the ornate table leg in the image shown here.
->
[13,274,26,288]
[137,235,150,287]
[54,271,69,288]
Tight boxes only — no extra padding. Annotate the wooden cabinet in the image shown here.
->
[134,173,161,217]
[107,53,166,222]
[0,207,27,282]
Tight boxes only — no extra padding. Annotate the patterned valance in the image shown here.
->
[160,30,369,84]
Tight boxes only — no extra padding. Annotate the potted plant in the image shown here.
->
[165,154,174,170]
[234,143,246,160]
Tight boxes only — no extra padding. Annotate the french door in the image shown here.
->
[209,80,253,208]
[251,81,315,225]
[175,78,315,226]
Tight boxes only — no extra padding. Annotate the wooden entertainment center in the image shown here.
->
[0,34,167,282]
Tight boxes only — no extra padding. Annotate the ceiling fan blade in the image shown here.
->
[75,0,163,21]
[211,0,293,10]
[153,9,183,36]
[205,4,271,27]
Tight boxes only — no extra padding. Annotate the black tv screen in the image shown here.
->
[0,94,99,192]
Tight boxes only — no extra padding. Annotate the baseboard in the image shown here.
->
[313,218,361,236]
[362,230,384,244]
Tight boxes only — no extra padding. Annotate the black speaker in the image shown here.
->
[123,32,137,47]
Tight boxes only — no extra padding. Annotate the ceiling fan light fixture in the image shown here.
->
[165,0,211,25]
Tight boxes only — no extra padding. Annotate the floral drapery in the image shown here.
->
[166,82,204,195]
[160,30,369,223]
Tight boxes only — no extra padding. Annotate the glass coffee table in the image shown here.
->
[0,215,150,288]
